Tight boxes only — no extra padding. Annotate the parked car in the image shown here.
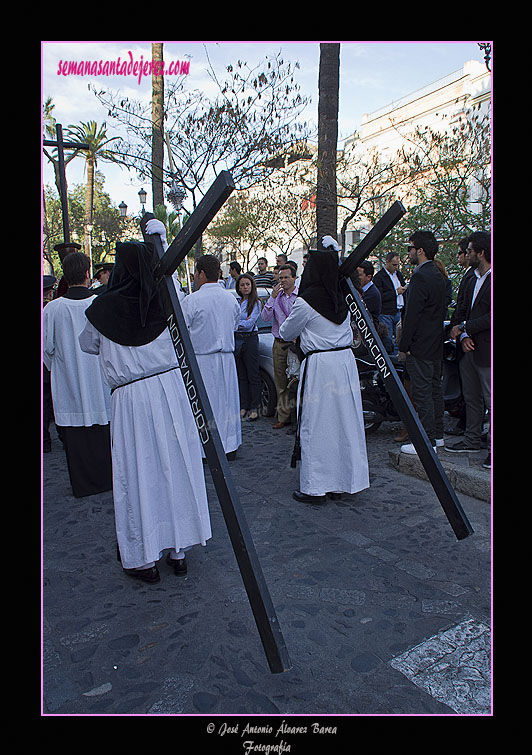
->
[228,286,277,417]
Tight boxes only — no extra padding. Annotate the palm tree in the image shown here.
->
[67,121,119,256]
[316,43,340,248]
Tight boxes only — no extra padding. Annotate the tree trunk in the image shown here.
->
[316,43,340,249]
[152,43,165,209]
[84,158,95,257]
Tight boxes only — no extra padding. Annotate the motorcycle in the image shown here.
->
[355,348,406,434]
[354,327,464,435]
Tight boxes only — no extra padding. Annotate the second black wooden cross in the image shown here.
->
[337,202,473,540]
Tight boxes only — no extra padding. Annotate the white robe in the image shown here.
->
[79,322,211,570]
[280,298,369,496]
[181,283,242,454]
[42,293,111,427]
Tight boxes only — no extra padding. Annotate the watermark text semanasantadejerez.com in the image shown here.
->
[56,51,190,85]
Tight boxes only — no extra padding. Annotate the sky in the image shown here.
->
[41,40,489,219]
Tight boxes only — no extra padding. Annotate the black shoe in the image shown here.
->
[292,490,327,504]
[166,553,187,575]
[327,492,343,500]
[444,440,480,453]
[123,565,160,584]
[226,451,237,461]
[483,453,491,469]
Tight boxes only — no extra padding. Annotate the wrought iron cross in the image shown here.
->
[140,171,291,674]
[43,123,90,245]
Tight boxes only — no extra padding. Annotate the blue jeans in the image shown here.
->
[379,312,401,354]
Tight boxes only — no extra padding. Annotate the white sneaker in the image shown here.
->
[400,442,437,455]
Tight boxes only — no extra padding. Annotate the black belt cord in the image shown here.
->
[110,366,178,395]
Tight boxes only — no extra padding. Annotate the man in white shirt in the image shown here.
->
[43,252,112,497]
[182,255,242,458]
[373,252,407,354]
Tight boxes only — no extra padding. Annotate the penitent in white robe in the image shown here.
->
[280,297,369,497]
[43,293,111,427]
[43,291,113,497]
[181,283,242,454]
[79,322,211,570]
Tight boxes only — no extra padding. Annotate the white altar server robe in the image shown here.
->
[181,283,242,454]
[79,322,211,570]
[43,294,111,427]
[280,297,369,497]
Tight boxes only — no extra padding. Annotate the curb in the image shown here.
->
[388,449,491,503]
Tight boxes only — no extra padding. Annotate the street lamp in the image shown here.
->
[138,187,147,215]
[119,201,128,218]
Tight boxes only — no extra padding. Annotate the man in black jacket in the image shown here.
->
[449,238,476,330]
[398,231,446,454]
[357,260,382,326]
[446,237,476,435]
[445,231,491,468]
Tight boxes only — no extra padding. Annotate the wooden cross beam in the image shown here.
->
[140,171,291,673]
[337,202,474,540]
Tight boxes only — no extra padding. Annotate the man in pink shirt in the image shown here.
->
[261,264,299,428]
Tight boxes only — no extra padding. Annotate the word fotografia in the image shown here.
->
[243,742,290,755]
[56,51,190,84]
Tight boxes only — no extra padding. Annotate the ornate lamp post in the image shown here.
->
[138,188,147,215]
[167,180,190,291]
[164,133,190,288]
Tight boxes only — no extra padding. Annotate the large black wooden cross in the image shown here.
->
[140,171,291,674]
[336,202,473,540]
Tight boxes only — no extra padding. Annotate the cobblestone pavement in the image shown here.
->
[42,415,491,721]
